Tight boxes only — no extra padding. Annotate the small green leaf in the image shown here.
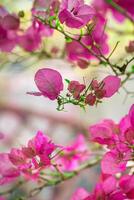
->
[131,65,134,73]
[65,36,72,43]
[65,79,70,84]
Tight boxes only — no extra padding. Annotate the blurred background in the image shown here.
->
[0,0,134,199]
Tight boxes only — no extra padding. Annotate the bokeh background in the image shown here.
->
[0,0,134,199]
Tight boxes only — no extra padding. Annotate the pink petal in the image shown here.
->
[103,75,121,98]
[59,9,83,28]
[34,68,63,100]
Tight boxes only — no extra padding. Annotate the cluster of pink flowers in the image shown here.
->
[0,131,57,184]
[70,104,134,200]
[28,68,121,109]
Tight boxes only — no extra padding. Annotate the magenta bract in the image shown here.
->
[102,75,121,97]
[59,0,95,28]
[34,68,63,100]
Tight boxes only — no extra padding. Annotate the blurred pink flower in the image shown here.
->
[0,7,19,52]
[119,175,134,199]
[92,0,134,22]
[8,131,57,179]
[59,0,95,28]
[71,188,90,200]
[56,134,89,171]
[0,153,20,185]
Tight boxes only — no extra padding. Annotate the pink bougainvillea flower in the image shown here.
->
[101,149,128,175]
[0,7,19,52]
[2,14,20,30]
[28,68,63,100]
[102,75,121,98]
[17,26,41,52]
[8,131,57,178]
[83,13,109,56]
[59,0,95,28]
[119,175,134,199]
[68,80,85,99]
[66,13,109,61]
[56,134,89,171]
[66,40,91,61]
[0,153,20,185]
[92,0,134,22]
[89,120,115,145]
[85,93,96,106]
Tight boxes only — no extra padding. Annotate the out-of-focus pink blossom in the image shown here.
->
[66,40,91,61]
[102,75,121,98]
[0,7,19,52]
[0,153,20,185]
[126,41,134,53]
[71,188,90,200]
[92,0,134,22]
[56,135,89,171]
[8,131,57,179]
[119,175,134,199]
[59,0,95,28]
[28,68,63,100]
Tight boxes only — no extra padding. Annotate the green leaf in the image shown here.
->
[65,36,72,43]
[131,65,134,73]
[65,79,70,84]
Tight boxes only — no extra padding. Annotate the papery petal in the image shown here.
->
[34,68,63,100]
[103,75,121,98]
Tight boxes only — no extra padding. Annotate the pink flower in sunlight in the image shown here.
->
[0,153,20,185]
[28,68,63,100]
[102,75,121,98]
[59,0,95,28]
[56,135,89,171]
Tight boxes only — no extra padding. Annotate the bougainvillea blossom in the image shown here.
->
[28,68,63,100]
[59,0,95,28]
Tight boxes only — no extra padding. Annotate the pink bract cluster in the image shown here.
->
[28,68,121,105]
[70,104,134,200]
[0,131,57,184]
